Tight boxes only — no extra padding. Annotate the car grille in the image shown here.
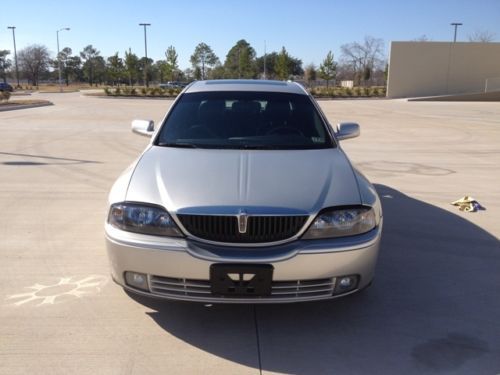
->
[177,214,308,243]
[149,275,335,300]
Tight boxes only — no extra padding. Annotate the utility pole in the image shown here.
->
[7,26,20,88]
[139,23,151,87]
[263,40,267,80]
[56,27,70,92]
[450,22,463,43]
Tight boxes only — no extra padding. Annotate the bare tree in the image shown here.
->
[18,44,50,86]
[0,50,11,84]
[340,36,385,85]
[468,29,496,42]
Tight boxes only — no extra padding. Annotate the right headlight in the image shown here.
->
[302,206,376,239]
[108,202,183,237]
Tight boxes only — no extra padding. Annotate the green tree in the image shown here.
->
[106,52,125,85]
[164,46,179,82]
[18,44,50,86]
[190,42,219,80]
[124,49,139,86]
[0,50,11,84]
[256,52,277,78]
[224,39,257,78]
[275,47,291,80]
[138,57,154,85]
[318,51,336,88]
[208,64,225,79]
[155,60,167,83]
[55,47,81,85]
[93,56,106,85]
[304,63,317,87]
[66,55,83,84]
[80,45,100,86]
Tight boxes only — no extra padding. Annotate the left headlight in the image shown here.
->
[108,202,183,237]
[302,206,376,239]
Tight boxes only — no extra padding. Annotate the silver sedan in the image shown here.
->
[105,80,382,303]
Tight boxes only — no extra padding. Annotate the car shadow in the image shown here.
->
[0,151,100,166]
[127,184,500,374]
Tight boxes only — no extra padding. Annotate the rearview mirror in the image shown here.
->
[131,119,155,137]
[336,122,360,140]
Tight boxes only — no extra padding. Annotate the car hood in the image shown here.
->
[125,146,361,214]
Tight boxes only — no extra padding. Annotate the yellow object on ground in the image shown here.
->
[451,196,484,212]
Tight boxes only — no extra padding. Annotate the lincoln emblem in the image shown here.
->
[237,209,249,234]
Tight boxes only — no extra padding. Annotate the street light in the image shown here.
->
[450,22,463,43]
[139,23,151,87]
[7,26,20,88]
[56,27,70,92]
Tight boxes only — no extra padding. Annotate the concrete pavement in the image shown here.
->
[0,92,499,374]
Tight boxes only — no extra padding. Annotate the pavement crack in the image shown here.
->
[253,305,263,375]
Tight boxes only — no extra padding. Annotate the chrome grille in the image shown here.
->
[177,214,308,243]
[150,275,335,300]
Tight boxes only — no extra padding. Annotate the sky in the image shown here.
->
[1,0,499,70]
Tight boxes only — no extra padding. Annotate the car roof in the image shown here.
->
[184,79,308,95]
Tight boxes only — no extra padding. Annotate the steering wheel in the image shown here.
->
[185,124,218,138]
[266,127,305,137]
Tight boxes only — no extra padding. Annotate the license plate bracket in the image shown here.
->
[210,264,274,297]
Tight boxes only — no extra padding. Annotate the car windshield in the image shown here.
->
[156,91,333,150]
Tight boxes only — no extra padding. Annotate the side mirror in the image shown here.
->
[131,119,155,137]
[336,122,360,141]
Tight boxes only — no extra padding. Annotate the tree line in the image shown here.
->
[0,37,388,87]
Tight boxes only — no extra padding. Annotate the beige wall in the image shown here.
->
[387,41,500,98]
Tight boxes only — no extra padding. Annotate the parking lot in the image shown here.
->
[1,92,499,374]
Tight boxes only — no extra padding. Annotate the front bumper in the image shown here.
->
[105,223,382,303]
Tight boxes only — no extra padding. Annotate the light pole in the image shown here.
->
[56,27,70,92]
[263,40,267,80]
[450,22,462,43]
[7,26,20,88]
[139,23,151,87]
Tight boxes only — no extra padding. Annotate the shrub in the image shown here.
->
[114,87,121,95]
[363,87,371,96]
[354,87,362,96]
[130,87,137,95]
[122,86,131,95]
[104,87,110,95]
[0,90,11,102]
[372,87,379,96]
[168,88,175,96]
[345,88,352,97]
[140,87,147,95]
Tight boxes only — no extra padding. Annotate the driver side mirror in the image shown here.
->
[131,119,155,137]
[336,122,360,140]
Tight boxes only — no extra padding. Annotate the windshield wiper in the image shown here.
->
[157,142,199,148]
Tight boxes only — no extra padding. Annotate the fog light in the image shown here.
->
[339,277,352,288]
[125,271,149,291]
[334,275,359,294]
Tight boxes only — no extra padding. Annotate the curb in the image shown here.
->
[0,102,53,112]
[83,94,177,100]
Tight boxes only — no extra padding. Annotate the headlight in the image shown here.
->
[108,202,183,237]
[303,206,376,239]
